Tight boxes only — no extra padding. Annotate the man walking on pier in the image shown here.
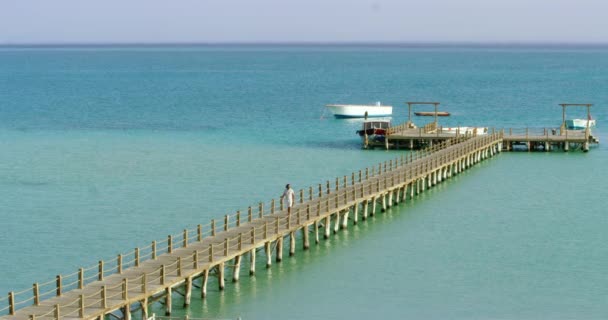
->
[281,184,295,215]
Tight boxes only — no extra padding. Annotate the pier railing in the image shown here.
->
[1,133,504,318]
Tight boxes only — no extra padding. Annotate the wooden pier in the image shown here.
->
[1,133,504,320]
[364,102,599,152]
[371,124,598,152]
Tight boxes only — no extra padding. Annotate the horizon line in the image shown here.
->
[2,40,608,47]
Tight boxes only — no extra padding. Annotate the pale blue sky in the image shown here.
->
[1,0,607,44]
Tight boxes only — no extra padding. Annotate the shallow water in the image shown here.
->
[1,45,607,318]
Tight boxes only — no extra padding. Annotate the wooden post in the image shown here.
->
[303,225,310,250]
[371,197,377,216]
[124,304,131,320]
[224,215,229,231]
[236,211,241,227]
[177,256,183,277]
[56,275,62,297]
[209,243,214,262]
[233,255,242,282]
[165,287,172,315]
[324,216,331,239]
[342,207,349,229]
[363,200,369,220]
[250,249,256,275]
[300,189,304,204]
[79,267,84,289]
[135,248,140,267]
[184,276,193,306]
[118,254,123,274]
[201,269,209,298]
[33,283,40,306]
[314,220,320,244]
[168,235,172,254]
[161,265,166,285]
[318,183,322,197]
[122,278,128,300]
[211,219,216,236]
[98,260,104,281]
[101,286,107,308]
[152,241,157,260]
[353,202,359,224]
[290,231,296,256]
[218,262,225,290]
[309,186,313,200]
[259,202,264,218]
[382,193,387,212]
[197,224,202,241]
[276,237,284,262]
[54,304,59,320]
[142,273,147,293]
[265,242,272,268]
[141,298,149,320]
[8,292,15,316]
[224,238,229,256]
[192,251,199,271]
[248,206,253,222]
[183,229,188,248]
[335,193,339,209]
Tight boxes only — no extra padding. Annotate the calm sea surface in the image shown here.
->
[1,45,607,319]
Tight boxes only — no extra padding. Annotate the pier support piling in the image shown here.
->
[249,249,256,275]
[265,242,272,268]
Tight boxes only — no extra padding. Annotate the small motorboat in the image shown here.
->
[326,102,392,118]
[356,120,391,141]
[565,119,596,130]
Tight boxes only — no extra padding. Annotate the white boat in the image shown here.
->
[326,102,392,118]
[565,119,596,130]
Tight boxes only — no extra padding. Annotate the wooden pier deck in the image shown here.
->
[2,133,504,320]
[366,121,598,151]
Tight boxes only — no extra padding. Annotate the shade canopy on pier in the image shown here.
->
[406,102,441,125]
[559,103,593,129]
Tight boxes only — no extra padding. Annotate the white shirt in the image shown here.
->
[282,188,295,207]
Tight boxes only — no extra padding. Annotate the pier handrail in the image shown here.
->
[2,133,501,317]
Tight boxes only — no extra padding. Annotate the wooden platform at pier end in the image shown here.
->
[366,121,598,152]
[1,134,504,320]
[365,102,599,152]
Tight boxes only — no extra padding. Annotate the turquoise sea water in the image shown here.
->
[1,45,607,319]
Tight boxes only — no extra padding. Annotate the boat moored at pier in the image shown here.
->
[565,119,596,130]
[356,120,391,142]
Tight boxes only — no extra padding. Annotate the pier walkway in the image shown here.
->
[2,133,503,320]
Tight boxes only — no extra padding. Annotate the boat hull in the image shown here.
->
[414,111,450,117]
[326,104,393,118]
[565,119,596,130]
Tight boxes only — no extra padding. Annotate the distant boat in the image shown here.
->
[414,111,450,117]
[565,119,596,130]
[326,102,392,118]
